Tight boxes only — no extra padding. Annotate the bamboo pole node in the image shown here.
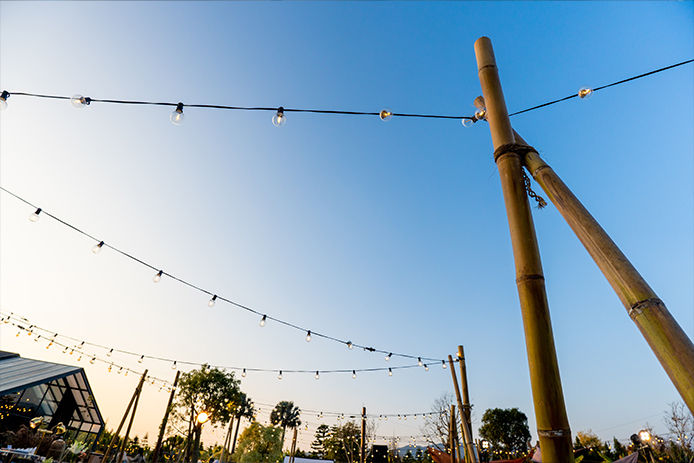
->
[629,297,665,320]
[491,143,547,208]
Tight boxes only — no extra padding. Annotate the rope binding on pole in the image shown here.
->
[492,143,547,209]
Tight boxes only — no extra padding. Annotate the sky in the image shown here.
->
[0,0,693,453]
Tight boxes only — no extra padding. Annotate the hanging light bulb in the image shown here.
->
[347,341,353,349]
[69,348,74,355]
[260,315,267,327]
[305,330,311,342]
[208,295,217,307]
[418,357,423,367]
[29,208,42,222]
[277,370,283,380]
[0,91,10,111]
[118,367,123,374]
[424,364,429,371]
[107,348,113,357]
[385,353,391,361]
[441,360,447,369]
[315,371,320,380]
[153,270,163,283]
[15,330,20,337]
[70,95,91,108]
[171,360,178,370]
[108,364,113,373]
[388,368,393,376]
[242,368,246,377]
[379,109,393,121]
[46,341,53,349]
[578,87,593,99]
[77,354,82,362]
[89,357,96,364]
[170,102,185,125]
[474,108,487,121]
[352,370,356,379]
[124,369,129,376]
[462,118,475,127]
[34,335,41,342]
[27,326,33,336]
[92,241,104,254]
[272,107,286,127]
[138,355,144,363]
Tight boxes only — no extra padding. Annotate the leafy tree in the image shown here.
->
[311,424,331,458]
[478,408,530,456]
[575,430,602,449]
[234,422,283,463]
[172,365,242,463]
[229,393,256,455]
[324,422,361,463]
[270,401,302,447]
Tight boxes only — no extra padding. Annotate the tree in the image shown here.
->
[662,402,694,462]
[270,401,302,448]
[229,393,256,455]
[234,422,283,463]
[421,393,459,450]
[478,408,530,456]
[324,422,361,463]
[574,430,602,449]
[311,424,331,458]
[172,365,242,463]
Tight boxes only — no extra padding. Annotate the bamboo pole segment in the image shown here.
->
[456,347,474,452]
[449,406,458,463]
[361,407,366,463]
[221,417,234,463]
[102,370,148,463]
[116,377,144,463]
[151,370,180,463]
[230,416,242,455]
[290,428,298,463]
[447,355,476,463]
[474,36,574,463]
[507,129,694,412]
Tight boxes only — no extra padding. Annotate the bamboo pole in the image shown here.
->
[230,417,242,455]
[456,347,473,434]
[504,128,694,412]
[360,407,366,463]
[221,417,234,463]
[448,406,457,463]
[102,370,148,463]
[151,370,180,463]
[116,377,144,463]
[474,36,574,463]
[290,428,298,463]
[447,355,476,463]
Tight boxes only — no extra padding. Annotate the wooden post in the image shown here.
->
[448,406,458,463]
[505,129,694,413]
[116,376,144,463]
[361,407,367,463]
[151,370,180,463]
[230,416,242,456]
[221,417,234,463]
[447,355,476,463]
[102,370,148,463]
[474,36,574,463]
[456,347,473,433]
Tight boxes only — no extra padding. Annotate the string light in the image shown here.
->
[315,371,320,380]
[90,357,96,364]
[29,208,41,222]
[107,348,113,357]
[386,353,391,361]
[347,341,353,349]
[388,368,393,376]
[138,355,144,363]
[272,107,286,127]
[442,360,447,369]
[170,103,184,126]
[171,361,177,370]
[242,368,246,377]
[352,370,356,379]
[70,95,91,108]
[259,315,267,327]
[578,88,593,99]
[424,364,429,371]
[379,109,392,121]
[278,370,283,380]
[208,295,217,307]
[153,270,163,283]
[0,91,9,110]
[306,330,311,342]
[417,357,423,367]
[92,241,104,254]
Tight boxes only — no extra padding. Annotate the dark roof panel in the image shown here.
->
[0,354,82,395]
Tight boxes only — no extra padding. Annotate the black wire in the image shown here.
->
[509,58,693,117]
[0,188,445,363]
[6,92,474,120]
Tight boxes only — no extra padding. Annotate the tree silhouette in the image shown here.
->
[270,401,302,447]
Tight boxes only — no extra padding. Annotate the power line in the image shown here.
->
[0,187,445,364]
[508,58,693,117]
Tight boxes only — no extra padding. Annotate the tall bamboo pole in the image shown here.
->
[221,417,234,463]
[456,347,473,434]
[447,355,476,463]
[360,407,366,463]
[151,370,180,463]
[116,378,144,463]
[230,417,242,455]
[288,428,298,463]
[102,370,148,463]
[503,129,694,412]
[448,406,457,463]
[474,36,573,463]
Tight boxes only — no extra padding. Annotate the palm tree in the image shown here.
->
[230,395,255,455]
[270,401,301,447]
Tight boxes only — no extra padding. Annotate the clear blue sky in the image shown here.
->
[1,0,692,451]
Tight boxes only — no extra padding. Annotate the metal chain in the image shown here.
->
[522,170,547,209]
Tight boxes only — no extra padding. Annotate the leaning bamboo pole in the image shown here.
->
[360,407,366,463]
[102,370,148,463]
[151,370,180,463]
[474,36,574,463]
[505,129,694,412]
[116,378,144,463]
[456,346,475,460]
[449,406,458,463]
[447,355,476,463]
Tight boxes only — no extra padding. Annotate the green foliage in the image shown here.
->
[234,422,283,463]
[478,408,531,456]
[270,401,302,446]
[173,364,242,427]
[311,424,331,457]
[323,422,360,463]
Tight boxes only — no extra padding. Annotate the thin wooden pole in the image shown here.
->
[102,370,148,463]
[116,377,144,463]
[290,428,298,463]
[506,129,694,413]
[448,406,458,463]
[473,36,573,463]
[230,417,242,455]
[447,355,475,463]
[151,370,180,463]
[456,347,473,433]
[360,407,366,463]
[221,417,234,463]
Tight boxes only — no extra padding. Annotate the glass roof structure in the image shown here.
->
[0,351,104,441]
